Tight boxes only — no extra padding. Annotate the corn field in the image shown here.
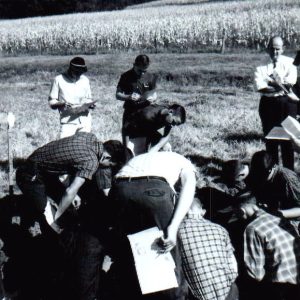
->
[0,0,299,55]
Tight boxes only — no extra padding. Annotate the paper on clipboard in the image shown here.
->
[281,116,300,139]
[127,227,178,294]
[265,126,290,140]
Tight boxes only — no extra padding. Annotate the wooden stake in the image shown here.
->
[221,28,227,54]
[7,112,15,196]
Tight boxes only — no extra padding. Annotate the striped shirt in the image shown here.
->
[179,213,238,300]
[244,211,300,284]
[28,132,103,180]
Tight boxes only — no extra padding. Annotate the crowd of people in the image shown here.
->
[0,36,300,300]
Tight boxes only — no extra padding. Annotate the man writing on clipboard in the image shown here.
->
[116,54,157,147]
[49,56,97,138]
[255,36,298,170]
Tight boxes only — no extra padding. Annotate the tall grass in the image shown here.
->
[0,0,299,55]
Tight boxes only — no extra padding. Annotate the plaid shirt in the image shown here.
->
[251,165,300,222]
[28,132,103,180]
[179,213,238,300]
[244,211,300,284]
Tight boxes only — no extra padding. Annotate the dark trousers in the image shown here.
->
[59,229,105,300]
[16,163,107,300]
[11,164,67,298]
[2,228,63,300]
[240,276,300,300]
[16,163,65,217]
[110,177,188,300]
[122,108,134,146]
[0,196,63,299]
[259,95,297,170]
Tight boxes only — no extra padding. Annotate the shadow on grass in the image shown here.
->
[187,154,224,177]
[224,132,264,143]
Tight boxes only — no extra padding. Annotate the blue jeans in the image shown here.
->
[110,177,188,300]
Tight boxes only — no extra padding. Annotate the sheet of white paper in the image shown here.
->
[265,126,290,140]
[282,116,300,138]
[127,227,178,294]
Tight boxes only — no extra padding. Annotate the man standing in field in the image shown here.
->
[254,36,298,170]
[49,57,96,138]
[116,54,157,143]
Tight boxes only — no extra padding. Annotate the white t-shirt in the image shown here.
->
[49,74,92,125]
[116,152,196,189]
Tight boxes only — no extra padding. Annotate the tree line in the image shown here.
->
[0,0,152,19]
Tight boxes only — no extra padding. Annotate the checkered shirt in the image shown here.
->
[244,211,300,284]
[28,132,103,180]
[179,213,238,300]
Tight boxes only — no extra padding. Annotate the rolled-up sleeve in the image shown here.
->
[48,77,60,107]
[283,63,297,85]
[75,154,99,180]
[225,231,238,276]
[84,78,92,101]
[254,66,268,91]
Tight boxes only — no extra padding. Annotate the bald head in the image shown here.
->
[267,36,284,63]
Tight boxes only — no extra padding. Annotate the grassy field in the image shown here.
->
[0,50,285,196]
[0,1,299,196]
[0,2,299,298]
[0,0,299,55]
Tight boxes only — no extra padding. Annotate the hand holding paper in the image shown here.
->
[157,226,177,253]
[127,227,178,294]
[268,74,299,102]
[66,100,98,114]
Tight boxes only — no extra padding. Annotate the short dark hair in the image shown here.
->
[221,160,245,183]
[248,150,275,184]
[169,104,186,124]
[103,140,127,167]
[134,54,150,68]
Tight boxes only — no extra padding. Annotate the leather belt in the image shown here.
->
[114,175,167,184]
